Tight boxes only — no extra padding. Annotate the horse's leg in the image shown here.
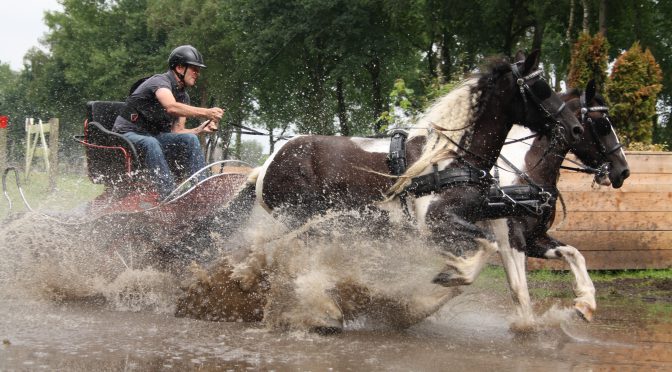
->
[542,240,596,322]
[485,219,536,326]
[433,236,498,286]
[424,190,499,287]
[264,270,344,334]
[494,219,534,330]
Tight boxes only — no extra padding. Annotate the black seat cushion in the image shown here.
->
[84,101,141,186]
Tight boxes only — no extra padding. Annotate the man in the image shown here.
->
[112,45,224,199]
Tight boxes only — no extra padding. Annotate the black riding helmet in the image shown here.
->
[168,45,206,69]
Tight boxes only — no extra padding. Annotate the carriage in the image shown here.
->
[71,100,252,260]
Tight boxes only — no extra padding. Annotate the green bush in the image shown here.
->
[606,42,663,145]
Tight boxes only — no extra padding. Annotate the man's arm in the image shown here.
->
[155,87,223,134]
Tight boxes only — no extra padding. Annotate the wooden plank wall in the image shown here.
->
[527,151,672,270]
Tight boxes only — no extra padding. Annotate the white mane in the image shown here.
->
[389,78,481,196]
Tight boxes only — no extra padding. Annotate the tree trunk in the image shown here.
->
[567,0,575,44]
[427,38,437,79]
[440,30,452,83]
[336,77,349,136]
[367,56,384,133]
[532,19,545,53]
[582,0,590,33]
[502,0,517,57]
[598,0,607,35]
[234,127,241,159]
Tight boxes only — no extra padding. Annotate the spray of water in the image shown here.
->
[177,208,463,331]
[0,212,180,313]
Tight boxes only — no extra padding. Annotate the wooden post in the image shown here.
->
[48,118,59,192]
[24,118,51,181]
[0,116,8,172]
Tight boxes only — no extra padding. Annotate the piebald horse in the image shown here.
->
[196,51,584,332]
[247,51,582,285]
[489,80,629,326]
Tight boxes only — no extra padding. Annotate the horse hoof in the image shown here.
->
[574,302,594,322]
[311,326,343,335]
[432,271,468,286]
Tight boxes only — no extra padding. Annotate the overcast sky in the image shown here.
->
[0,0,62,71]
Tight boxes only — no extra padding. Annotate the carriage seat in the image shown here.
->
[80,101,141,186]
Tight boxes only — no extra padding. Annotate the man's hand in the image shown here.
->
[199,120,219,133]
[205,107,224,122]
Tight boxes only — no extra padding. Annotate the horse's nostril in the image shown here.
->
[622,169,630,179]
[572,125,584,136]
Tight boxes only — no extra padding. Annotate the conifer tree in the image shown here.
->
[606,42,663,145]
[567,32,609,91]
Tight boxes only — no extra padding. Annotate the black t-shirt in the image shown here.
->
[112,71,190,135]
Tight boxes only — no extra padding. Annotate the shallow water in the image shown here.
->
[2,286,670,371]
[1,211,670,371]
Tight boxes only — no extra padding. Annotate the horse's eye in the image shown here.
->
[593,117,612,136]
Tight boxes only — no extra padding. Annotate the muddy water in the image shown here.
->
[1,211,670,371]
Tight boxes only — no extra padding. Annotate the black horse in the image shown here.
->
[487,80,629,325]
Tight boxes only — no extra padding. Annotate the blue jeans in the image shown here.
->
[122,132,207,198]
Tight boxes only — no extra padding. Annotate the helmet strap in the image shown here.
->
[174,65,187,87]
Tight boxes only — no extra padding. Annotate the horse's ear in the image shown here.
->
[514,50,526,63]
[585,79,596,103]
[522,49,541,74]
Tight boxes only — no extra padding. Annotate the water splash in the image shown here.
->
[0,212,178,313]
[178,209,463,331]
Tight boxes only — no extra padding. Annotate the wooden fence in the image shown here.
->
[527,151,672,270]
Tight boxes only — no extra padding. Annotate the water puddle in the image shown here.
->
[1,210,670,370]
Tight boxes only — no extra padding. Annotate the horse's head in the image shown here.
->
[563,80,630,188]
[506,50,584,145]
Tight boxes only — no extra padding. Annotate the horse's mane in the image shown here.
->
[387,57,512,196]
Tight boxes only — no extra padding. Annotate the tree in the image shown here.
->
[567,32,609,91]
[237,139,266,166]
[606,42,663,145]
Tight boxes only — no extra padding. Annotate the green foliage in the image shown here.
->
[378,78,420,131]
[606,42,663,145]
[567,32,609,91]
[236,139,266,166]
[1,0,671,162]
[624,141,668,152]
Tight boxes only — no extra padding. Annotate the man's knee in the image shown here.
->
[179,133,200,147]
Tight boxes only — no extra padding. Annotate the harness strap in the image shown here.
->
[387,129,408,176]
[407,166,490,197]
[484,184,558,221]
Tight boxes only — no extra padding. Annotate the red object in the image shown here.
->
[0,116,8,129]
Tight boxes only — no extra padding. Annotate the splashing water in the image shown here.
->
[0,212,179,313]
[178,208,463,331]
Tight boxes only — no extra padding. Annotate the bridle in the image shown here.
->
[579,91,623,157]
[510,62,567,138]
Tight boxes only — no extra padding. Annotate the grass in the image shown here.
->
[527,268,672,283]
[1,170,104,219]
[478,265,672,322]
